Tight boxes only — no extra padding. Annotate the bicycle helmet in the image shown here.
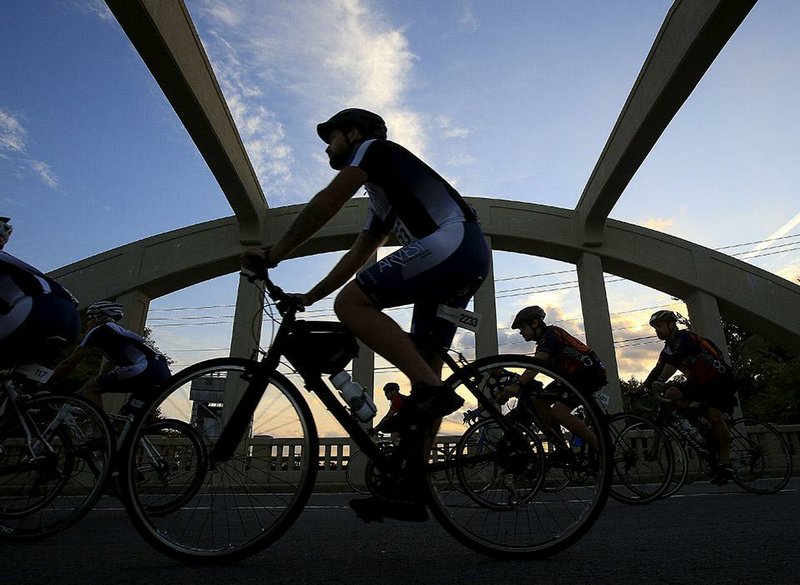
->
[511,306,546,329]
[648,310,679,326]
[316,108,387,144]
[87,301,125,322]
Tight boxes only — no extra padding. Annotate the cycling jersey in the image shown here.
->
[535,326,607,387]
[654,330,730,385]
[80,322,169,392]
[349,139,478,244]
[0,251,79,363]
[346,139,490,352]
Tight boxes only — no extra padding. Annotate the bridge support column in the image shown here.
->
[219,271,266,424]
[685,290,730,362]
[473,237,498,359]
[576,253,621,412]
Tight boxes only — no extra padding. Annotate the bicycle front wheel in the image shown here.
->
[729,418,792,494]
[608,412,673,505]
[120,358,318,564]
[427,355,612,559]
[0,392,114,540]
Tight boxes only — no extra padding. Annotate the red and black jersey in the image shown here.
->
[655,330,731,384]
[535,326,606,382]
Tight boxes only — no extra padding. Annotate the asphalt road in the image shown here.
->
[4,478,798,585]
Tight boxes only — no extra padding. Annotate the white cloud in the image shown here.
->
[29,161,60,190]
[437,115,469,139]
[751,210,800,253]
[194,0,427,195]
[0,108,61,191]
[0,109,27,153]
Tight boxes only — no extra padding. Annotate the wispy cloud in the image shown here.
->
[193,0,425,201]
[438,115,469,139]
[0,109,27,153]
[0,107,61,191]
[750,210,800,253]
[29,161,60,190]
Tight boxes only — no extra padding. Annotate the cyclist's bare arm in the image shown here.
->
[302,230,388,305]
[48,345,92,385]
[244,166,368,271]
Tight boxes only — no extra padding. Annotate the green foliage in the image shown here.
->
[724,322,800,424]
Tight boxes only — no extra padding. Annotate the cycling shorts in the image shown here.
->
[0,293,79,367]
[677,374,737,415]
[356,220,490,352]
[97,355,171,395]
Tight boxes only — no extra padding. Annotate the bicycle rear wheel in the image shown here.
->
[120,358,318,564]
[130,418,208,515]
[427,355,612,559]
[608,412,673,505]
[0,393,113,539]
[345,449,370,494]
[728,418,792,494]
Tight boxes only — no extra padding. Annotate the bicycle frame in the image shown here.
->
[208,274,524,475]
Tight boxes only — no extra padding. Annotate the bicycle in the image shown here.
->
[102,393,208,516]
[0,361,114,539]
[345,432,394,494]
[117,271,613,564]
[459,380,673,505]
[639,388,792,495]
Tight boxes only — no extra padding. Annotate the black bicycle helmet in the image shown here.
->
[648,310,679,326]
[316,108,387,144]
[511,306,546,329]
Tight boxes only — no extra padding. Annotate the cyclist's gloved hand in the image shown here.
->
[242,247,278,272]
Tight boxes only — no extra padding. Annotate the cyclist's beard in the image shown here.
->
[327,148,352,170]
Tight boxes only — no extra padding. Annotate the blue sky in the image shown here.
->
[2,1,799,426]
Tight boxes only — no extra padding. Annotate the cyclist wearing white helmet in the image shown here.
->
[0,216,80,366]
[50,300,170,408]
[644,309,735,483]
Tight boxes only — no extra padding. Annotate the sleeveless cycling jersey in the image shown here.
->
[347,139,477,244]
[536,326,607,382]
[80,322,163,369]
[657,329,730,384]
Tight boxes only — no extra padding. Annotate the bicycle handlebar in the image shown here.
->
[243,270,305,317]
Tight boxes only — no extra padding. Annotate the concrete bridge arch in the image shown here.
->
[49,0,799,411]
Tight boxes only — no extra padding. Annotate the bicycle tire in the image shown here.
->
[119,357,318,564]
[607,412,673,505]
[659,427,690,498]
[132,418,208,515]
[0,393,114,540]
[729,417,792,494]
[345,449,370,494]
[426,354,612,559]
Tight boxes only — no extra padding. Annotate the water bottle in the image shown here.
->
[330,371,377,422]
[674,415,708,454]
